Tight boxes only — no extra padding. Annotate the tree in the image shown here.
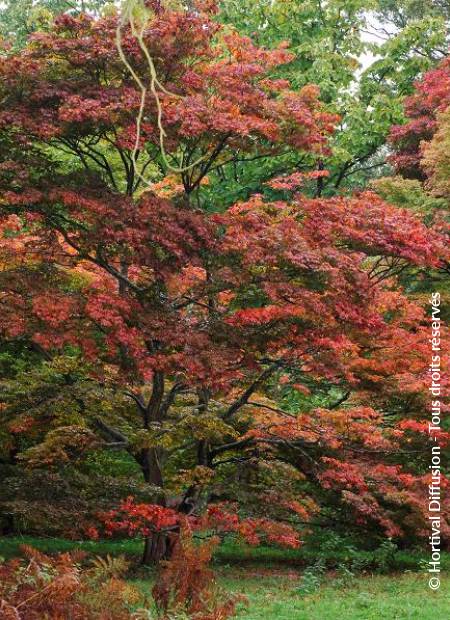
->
[390,55,450,179]
[0,1,338,560]
[375,0,450,31]
[0,0,109,48]
[217,0,449,199]
[381,52,450,283]
[0,1,448,562]
[422,106,450,201]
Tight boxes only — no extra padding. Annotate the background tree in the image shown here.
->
[0,0,109,48]
[214,0,449,201]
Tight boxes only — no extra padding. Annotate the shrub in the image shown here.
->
[0,545,142,619]
[153,524,244,619]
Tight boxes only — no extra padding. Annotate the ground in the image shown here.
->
[1,536,448,619]
[218,570,449,620]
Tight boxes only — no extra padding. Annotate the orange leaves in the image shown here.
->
[167,265,207,296]
[246,404,393,454]
[152,521,242,620]
[282,500,311,522]
[219,32,295,70]
[152,174,185,198]
[0,547,138,620]
[268,169,330,191]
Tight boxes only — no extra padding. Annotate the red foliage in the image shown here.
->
[99,498,301,549]
[103,498,179,538]
[0,4,448,551]
[202,504,301,548]
[389,56,450,179]
[0,9,333,162]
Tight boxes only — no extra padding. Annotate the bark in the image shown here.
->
[142,531,174,564]
[138,371,170,564]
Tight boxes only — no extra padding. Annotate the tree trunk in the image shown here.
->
[137,371,172,564]
[142,531,173,564]
[0,514,15,535]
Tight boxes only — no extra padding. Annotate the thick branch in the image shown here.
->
[93,417,129,449]
[222,362,280,421]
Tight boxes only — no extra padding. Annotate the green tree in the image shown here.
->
[213,0,449,201]
[0,0,109,47]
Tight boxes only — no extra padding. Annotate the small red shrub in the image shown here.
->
[152,522,245,619]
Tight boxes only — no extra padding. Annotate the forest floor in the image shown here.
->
[1,536,448,619]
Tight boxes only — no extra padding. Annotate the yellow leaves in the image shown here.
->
[19,426,98,469]
[66,264,97,290]
[170,465,215,493]
[88,554,130,580]
[326,410,348,434]
[244,393,287,419]
[132,427,171,450]
[120,0,156,30]
[49,355,80,375]
[180,413,238,442]
[151,171,209,200]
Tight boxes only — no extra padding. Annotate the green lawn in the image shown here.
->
[1,536,448,619]
[0,535,443,571]
[218,570,449,620]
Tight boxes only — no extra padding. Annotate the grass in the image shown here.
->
[130,568,449,619]
[1,535,446,571]
[218,570,449,620]
[1,536,448,619]
[0,534,143,561]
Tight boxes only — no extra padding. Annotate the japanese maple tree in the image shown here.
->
[0,1,448,562]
